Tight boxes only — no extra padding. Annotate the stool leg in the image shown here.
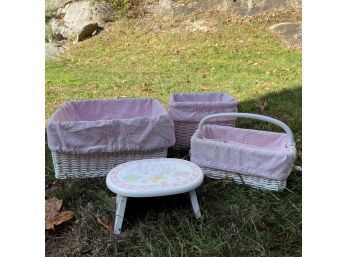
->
[189,190,201,219]
[114,195,127,235]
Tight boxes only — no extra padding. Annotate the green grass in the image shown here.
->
[45,13,302,257]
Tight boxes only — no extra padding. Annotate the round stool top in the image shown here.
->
[106,158,204,197]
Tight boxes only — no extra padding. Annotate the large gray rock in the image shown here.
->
[174,0,237,16]
[49,18,67,40]
[244,0,300,16]
[157,0,173,17]
[49,0,113,41]
[62,1,112,33]
[45,43,61,60]
[169,0,301,17]
[45,0,72,11]
[93,2,114,23]
[269,22,302,47]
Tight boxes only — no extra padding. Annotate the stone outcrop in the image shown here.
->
[46,0,113,42]
[269,22,302,47]
[158,0,301,18]
[45,0,72,12]
[45,0,301,59]
[45,43,62,60]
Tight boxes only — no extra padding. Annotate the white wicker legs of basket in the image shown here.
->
[201,167,287,191]
[51,149,167,179]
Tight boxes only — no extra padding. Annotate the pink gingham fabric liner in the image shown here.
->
[190,125,296,181]
[47,98,175,154]
[168,92,238,122]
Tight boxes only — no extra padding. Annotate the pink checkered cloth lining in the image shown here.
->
[168,92,238,122]
[190,124,296,181]
[47,98,175,154]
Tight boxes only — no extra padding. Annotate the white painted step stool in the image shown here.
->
[106,158,204,235]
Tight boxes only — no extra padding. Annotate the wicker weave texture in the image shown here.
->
[51,149,167,179]
[174,120,234,149]
[201,166,286,191]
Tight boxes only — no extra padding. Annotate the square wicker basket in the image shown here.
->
[47,98,175,179]
[168,92,238,149]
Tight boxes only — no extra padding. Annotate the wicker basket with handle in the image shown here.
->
[190,113,296,191]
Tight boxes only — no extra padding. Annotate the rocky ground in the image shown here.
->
[45,0,302,59]
[45,0,113,59]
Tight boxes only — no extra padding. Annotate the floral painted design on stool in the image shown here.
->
[109,159,201,190]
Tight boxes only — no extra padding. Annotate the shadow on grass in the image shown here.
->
[45,87,301,257]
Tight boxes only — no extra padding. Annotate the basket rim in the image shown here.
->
[49,98,168,124]
[191,130,295,156]
[169,92,237,106]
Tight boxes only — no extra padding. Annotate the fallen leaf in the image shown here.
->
[97,216,113,232]
[202,84,212,90]
[45,197,74,230]
[255,100,268,113]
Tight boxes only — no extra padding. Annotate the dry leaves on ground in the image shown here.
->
[45,197,74,230]
[97,216,113,232]
[255,99,268,113]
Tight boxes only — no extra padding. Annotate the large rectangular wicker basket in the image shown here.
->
[168,92,238,149]
[51,149,167,179]
[47,98,175,179]
[190,113,296,191]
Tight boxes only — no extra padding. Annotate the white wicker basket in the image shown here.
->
[201,167,287,191]
[51,149,167,179]
[47,98,175,179]
[190,113,296,191]
[169,92,238,150]
[174,120,234,149]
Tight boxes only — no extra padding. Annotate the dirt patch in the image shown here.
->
[170,18,214,32]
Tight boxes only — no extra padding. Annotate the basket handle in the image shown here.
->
[198,113,295,147]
